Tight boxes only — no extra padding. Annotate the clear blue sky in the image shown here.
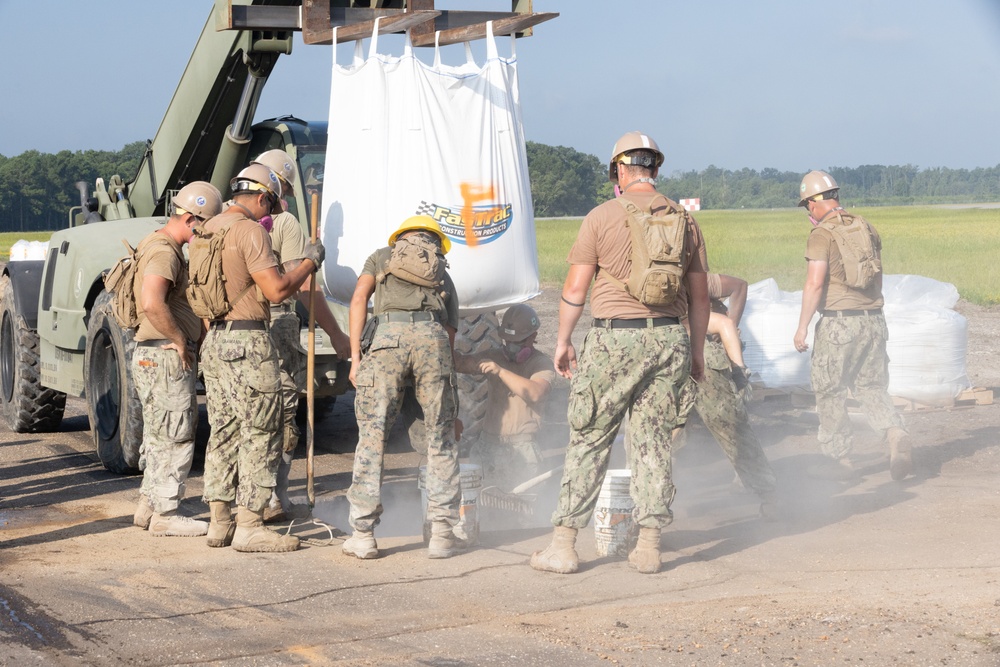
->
[3,1,999,174]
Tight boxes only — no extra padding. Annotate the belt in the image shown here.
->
[592,316,680,329]
[136,339,172,347]
[269,302,296,313]
[137,338,195,349]
[376,311,440,324]
[821,308,883,318]
[210,320,268,331]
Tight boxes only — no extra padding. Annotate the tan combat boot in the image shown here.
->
[133,495,153,530]
[427,521,463,559]
[887,427,912,481]
[206,501,236,548]
[530,526,579,574]
[628,526,662,574]
[231,506,300,553]
[149,511,209,537]
[342,531,379,560]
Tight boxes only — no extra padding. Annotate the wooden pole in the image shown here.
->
[306,193,319,507]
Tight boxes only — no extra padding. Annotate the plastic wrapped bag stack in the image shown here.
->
[741,275,969,406]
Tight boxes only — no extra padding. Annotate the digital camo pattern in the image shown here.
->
[200,328,283,511]
[695,338,776,497]
[349,321,460,533]
[132,344,198,513]
[553,325,694,531]
[811,313,904,459]
[471,433,542,492]
[269,310,305,454]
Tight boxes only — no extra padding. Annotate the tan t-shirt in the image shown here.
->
[567,192,709,319]
[479,348,555,438]
[805,210,884,311]
[269,211,307,308]
[205,210,277,321]
[133,232,202,343]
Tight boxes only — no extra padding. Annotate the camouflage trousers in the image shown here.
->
[200,327,283,511]
[132,343,198,513]
[471,433,542,492]
[269,309,305,454]
[695,339,776,498]
[350,321,460,533]
[553,324,695,531]
[811,313,904,459]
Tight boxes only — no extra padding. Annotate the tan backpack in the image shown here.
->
[819,212,881,289]
[103,236,179,329]
[185,224,253,320]
[604,197,689,308]
[380,234,447,288]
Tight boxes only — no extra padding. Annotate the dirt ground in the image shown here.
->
[1,287,999,666]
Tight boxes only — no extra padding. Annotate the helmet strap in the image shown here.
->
[623,177,657,192]
[231,202,258,222]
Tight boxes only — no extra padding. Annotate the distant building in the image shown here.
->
[680,198,701,212]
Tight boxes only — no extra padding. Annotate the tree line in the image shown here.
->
[2,141,999,231]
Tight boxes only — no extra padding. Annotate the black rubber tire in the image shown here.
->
[84,290,143,474]
[454,312,501,454]
[0,275,66,432]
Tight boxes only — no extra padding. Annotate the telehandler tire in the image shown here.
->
[0,275,66,432]
[85,290,142,474]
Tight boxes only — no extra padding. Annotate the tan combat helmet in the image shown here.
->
[173,181,223,220]
[252,149,297,188]
[609,131,665,182]
[231,163,283,213]
[500,304,541,342]
[798,170,839,207]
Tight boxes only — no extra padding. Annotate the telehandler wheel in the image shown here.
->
[84,290,142,474]
[454,312,501,454]
[0,275,66,432]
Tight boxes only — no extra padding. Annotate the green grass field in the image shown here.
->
[537,205,1000,305]
[6,204,999,304]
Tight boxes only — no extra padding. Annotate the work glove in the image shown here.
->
[302,239,325,271]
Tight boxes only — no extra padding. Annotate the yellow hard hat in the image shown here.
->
[388,215,452,254]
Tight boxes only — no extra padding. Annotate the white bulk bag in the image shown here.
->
[740,275,970,404]
[320,22,540,313]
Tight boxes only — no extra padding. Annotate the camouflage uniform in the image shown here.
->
[350,321,460,531]
[472,434,542,493]
[130,232,202,515]
[132,345,198,512]
[695,338,776,497]
[348,246,461,534]
[269,309,305,454]
[200,327,283,511]
[812,314,902,459]
[556,325,695,530]
[804,209,904,459]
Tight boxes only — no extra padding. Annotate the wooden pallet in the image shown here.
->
[891,387,994,411]
[751,386,994,412]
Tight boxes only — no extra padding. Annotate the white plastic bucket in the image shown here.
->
[418,463,483,546]
[593,469,634,558]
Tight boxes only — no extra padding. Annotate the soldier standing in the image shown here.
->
[250,150,350,522]
[454,304,555,492]
[344,216,462,560]
[132,182,223,537]
[530,131,710,575]
[793,170,910,481]
[199,164,325,552]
